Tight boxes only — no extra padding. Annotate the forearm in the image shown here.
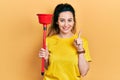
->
[45,58,49,69]
[39,48,50,70]
[78,53,89,77]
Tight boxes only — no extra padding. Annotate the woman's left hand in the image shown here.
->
[73,31,84,51]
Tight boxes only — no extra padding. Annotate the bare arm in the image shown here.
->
[44,58,49,69]
[78,53,89,77]
[39,48,50,69]
[74,31,90,77]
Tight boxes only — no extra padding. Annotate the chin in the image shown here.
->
[62,30,71,34]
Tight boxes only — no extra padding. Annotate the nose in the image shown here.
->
[64,21,68,26]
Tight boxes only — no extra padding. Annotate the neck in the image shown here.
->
[58,32,74,38]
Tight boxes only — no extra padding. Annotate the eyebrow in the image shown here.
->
[59,18,73,19]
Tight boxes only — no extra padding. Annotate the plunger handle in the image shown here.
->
[41,24,47,75]
[36,14,52,76]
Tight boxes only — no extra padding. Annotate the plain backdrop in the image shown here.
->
[0,0,120,80]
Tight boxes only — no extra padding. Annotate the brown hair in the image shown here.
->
[47,3,76,36]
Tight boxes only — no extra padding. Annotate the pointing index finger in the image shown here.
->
[78,31,81,38]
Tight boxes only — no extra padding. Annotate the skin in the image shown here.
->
[39,11,89,77]
[74,32,90,76]
[57,11,74,38]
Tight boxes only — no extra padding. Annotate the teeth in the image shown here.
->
[63,27,69,30]
[64,28,68,30]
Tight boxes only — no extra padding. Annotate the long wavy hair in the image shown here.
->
[47,3,76,36]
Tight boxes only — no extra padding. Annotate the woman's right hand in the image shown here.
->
[39,48,49,60]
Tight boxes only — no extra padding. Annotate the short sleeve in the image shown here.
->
[83,39,92,62]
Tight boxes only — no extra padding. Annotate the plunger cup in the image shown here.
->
[37,14,52,75]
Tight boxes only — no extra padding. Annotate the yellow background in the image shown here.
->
[0,0,120,80]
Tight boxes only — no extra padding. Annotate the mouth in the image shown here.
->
[63,26,70,31]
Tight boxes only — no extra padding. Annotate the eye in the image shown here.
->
[68,19,73,22]
[60,19,64,22]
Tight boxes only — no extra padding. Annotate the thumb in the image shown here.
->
[46,46,49,51]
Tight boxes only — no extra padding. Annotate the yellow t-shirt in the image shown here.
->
[43,34,92,80]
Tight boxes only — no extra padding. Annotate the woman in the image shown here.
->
[39,3,92,80]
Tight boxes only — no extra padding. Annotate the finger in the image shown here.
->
[39,55,44,58]
[39,53,43,57]
[41,48,45,51]
[78,31,81,38]
[46,46,48,50]
[74,39,77,43]
[74,39,78,45]
[39,53,45,57]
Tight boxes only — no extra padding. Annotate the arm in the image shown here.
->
[39,48,50,69]
[78,53,89,77]
[77,45,90,77]
[73,32,90,77]
[44,58,49,69]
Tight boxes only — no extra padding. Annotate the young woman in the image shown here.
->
[39,3,92,80]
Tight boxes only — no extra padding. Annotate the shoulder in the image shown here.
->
[46,35,59,46]
[46,35,58,42]
[47,35,57,39]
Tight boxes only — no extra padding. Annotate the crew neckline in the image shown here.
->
[56,34,77,40]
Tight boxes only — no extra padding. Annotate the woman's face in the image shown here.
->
[57,11,74,34]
